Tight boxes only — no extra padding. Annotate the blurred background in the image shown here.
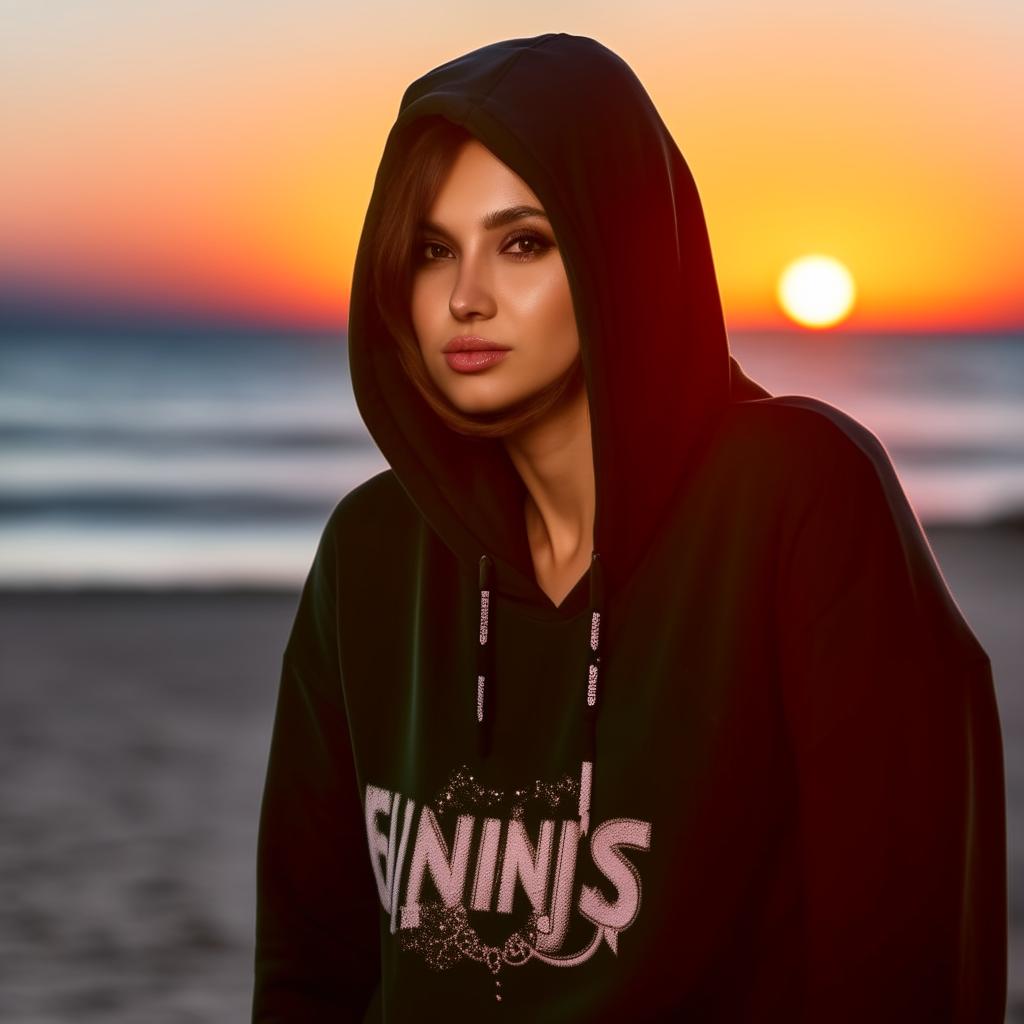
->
[1,2,1021,1021]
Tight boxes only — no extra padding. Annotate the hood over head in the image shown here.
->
[346,32,770,765]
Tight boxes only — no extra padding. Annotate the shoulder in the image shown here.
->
[332,467,407,519]
[716,393,897,487]
[309,469,420,592]
[720,396,935,588]
[325,468,416,543]
[703,394,918,542]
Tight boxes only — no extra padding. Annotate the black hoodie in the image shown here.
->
[252,32,1007,1023]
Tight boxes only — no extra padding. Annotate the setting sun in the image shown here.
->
[777,255,856,329]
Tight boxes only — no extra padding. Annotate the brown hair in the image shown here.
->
[368,115,584,439]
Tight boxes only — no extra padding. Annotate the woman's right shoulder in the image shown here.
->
[324,468,417,544]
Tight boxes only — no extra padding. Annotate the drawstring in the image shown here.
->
[473,551,605,829]
[476,554,495,758]
[583,550,604,830]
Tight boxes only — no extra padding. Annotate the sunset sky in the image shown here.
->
[2,1,1021,334]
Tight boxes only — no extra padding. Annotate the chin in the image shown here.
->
[446,392,523,417]
[446,379,542,416]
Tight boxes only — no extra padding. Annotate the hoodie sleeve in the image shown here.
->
[775,417,1007,1023]
[252,509,382,1022]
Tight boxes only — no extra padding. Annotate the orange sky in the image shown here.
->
[2,4,1021,333]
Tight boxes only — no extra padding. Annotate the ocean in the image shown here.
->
[1,330,1022,588]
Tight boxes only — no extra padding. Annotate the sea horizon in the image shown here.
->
[1,328,1022,589]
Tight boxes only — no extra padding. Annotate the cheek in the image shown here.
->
[410,273,449,331]
[525,274,579,360]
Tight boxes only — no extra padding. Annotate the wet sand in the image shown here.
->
[0,523,1020,1022]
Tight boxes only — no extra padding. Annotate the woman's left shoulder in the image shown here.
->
[725,393,889,464]
[720,394,901,499]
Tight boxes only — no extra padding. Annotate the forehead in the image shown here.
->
[427,138,544,219]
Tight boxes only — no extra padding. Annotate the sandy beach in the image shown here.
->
[1,523,1020,1022]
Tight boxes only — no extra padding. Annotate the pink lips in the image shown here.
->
[444,350,510,372]
[442,336,511,373]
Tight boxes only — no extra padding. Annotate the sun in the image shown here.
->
[777,255,856,329]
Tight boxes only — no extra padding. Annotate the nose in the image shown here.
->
[448,255,497,320]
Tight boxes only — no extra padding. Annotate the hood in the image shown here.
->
[346,32,771,767]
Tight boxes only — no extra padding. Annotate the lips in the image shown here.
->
[444,349,510,373]
[442,335,511,353]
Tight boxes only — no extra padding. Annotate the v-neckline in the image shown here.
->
[536,560,592,613]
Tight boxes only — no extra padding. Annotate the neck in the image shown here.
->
[504,382,595,574]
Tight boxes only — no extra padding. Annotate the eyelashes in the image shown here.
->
[502,230,554,262]
[416,229,555,265]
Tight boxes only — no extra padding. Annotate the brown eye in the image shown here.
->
[419,241,452,263]
[503,230,553,261]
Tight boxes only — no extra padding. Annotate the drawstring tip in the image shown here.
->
[579,759,593,836]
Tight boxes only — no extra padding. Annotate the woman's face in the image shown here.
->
[410,138,580,416]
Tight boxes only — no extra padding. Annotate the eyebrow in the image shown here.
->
[417,204,550,238]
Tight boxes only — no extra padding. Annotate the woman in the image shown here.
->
[252,33,1007,1022]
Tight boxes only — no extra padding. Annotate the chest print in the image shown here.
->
[364,760,653,1002]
